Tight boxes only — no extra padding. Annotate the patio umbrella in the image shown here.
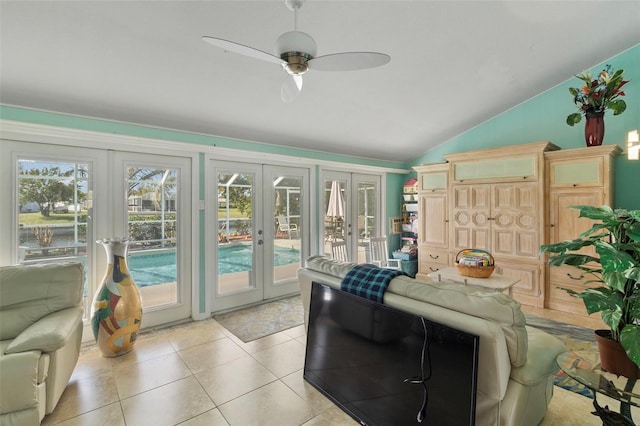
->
[326,180,345,218]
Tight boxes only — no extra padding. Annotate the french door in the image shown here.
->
[1,141,193,336]
[322,171,381,263]
[210,161,308,311]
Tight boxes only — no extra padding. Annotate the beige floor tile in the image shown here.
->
[217,380,314,426]
[195,355,278,405]
[107,334,177,369]
[69,347,113,382]
[115,352,192,399]
[283,324,306,340]
[177,337,248,373]
[41,373,119,424]
[167,319,228,352]
[252,339,306,378]
[121,376,215,426]
[302,404,360,426]
[281,370,333,415]
[231,329,294,354]
[48,402,125,426]
[179,408,230,426]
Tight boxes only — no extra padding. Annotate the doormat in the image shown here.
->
[526,314,598,398]
[213,295,304,343]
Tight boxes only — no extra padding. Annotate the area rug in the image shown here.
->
[526,314,598,397]
[213,295,304,343]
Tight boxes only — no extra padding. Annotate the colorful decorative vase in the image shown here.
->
[91,238,142,357]
[584,111,605,147]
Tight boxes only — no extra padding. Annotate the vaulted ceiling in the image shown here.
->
[1,1,639,163]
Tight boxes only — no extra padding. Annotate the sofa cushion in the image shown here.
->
[0,262,83,341]
[388,275,528,368]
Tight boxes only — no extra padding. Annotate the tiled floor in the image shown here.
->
[42,307,637,426]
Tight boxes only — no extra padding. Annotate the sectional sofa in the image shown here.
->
[0,262,84,425]
[297,255,566,426]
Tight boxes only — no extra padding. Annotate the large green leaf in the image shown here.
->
[620,325,640,368]
[609,99,627,115]
[566,113,581,126]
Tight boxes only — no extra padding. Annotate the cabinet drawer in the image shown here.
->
[419,260,448,275]
[549,264,592,287]
[419,247,449,264]
[546,265,596,316]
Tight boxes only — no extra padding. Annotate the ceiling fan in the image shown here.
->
[202,0,390,102]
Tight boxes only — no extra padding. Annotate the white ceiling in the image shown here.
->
[1,1,639,163]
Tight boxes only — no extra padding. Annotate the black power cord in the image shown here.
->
[403,317,432,423]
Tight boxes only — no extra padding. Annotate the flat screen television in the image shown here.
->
[304,282,479,426]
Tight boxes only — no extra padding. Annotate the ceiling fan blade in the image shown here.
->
[308,52,390,72]
[281,75,303,103]
[202,36,285,66]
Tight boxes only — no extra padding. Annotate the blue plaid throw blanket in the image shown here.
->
[340,264,404,303]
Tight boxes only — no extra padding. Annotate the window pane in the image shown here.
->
[127,166,178,307]
[18,158,90,314]
[274,175,302,283]
[217,172,254,294]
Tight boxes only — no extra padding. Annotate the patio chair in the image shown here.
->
[369,236,402,270]
[277,215,299,239]
[331,240,349,262]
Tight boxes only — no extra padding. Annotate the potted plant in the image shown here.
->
[565,65,629,146]
[539,205,640,376]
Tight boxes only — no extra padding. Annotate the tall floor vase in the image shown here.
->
[91,238,142,357]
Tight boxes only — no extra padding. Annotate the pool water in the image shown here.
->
[128,243,301,287]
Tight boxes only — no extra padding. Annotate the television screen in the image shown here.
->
[304,282,479,426]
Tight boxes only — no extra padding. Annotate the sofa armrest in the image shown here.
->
[5,308,83,354]
[509,326,566,386]
[0,349,41,413]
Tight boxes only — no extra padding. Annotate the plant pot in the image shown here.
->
[584,111,605,147]
[594,329,640,379]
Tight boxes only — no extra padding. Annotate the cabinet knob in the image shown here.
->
[550,224,555,227]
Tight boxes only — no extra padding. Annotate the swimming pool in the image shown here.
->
[128,243,301,287]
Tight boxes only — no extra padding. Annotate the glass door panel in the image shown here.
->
[116,153,192,327]
[323,176,348,258]
[265,166,307,299]
[213,162,263,311]
[126,166,179,307]
[355,175,380,263]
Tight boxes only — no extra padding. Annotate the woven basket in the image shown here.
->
[455,249,495,278]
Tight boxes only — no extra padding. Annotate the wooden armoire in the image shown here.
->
[414,141,621,312]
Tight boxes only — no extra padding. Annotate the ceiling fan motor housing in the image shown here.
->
[276,31,317,75]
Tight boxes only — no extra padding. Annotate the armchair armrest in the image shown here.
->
[5,308,83,354]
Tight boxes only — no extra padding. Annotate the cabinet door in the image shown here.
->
[491,182,539,259]
[450,184,490,252]
[419,192,448,248]
[546,189,604,314]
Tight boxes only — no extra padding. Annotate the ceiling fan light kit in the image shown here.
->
[276,31,316,75]
[202,0,390,102]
